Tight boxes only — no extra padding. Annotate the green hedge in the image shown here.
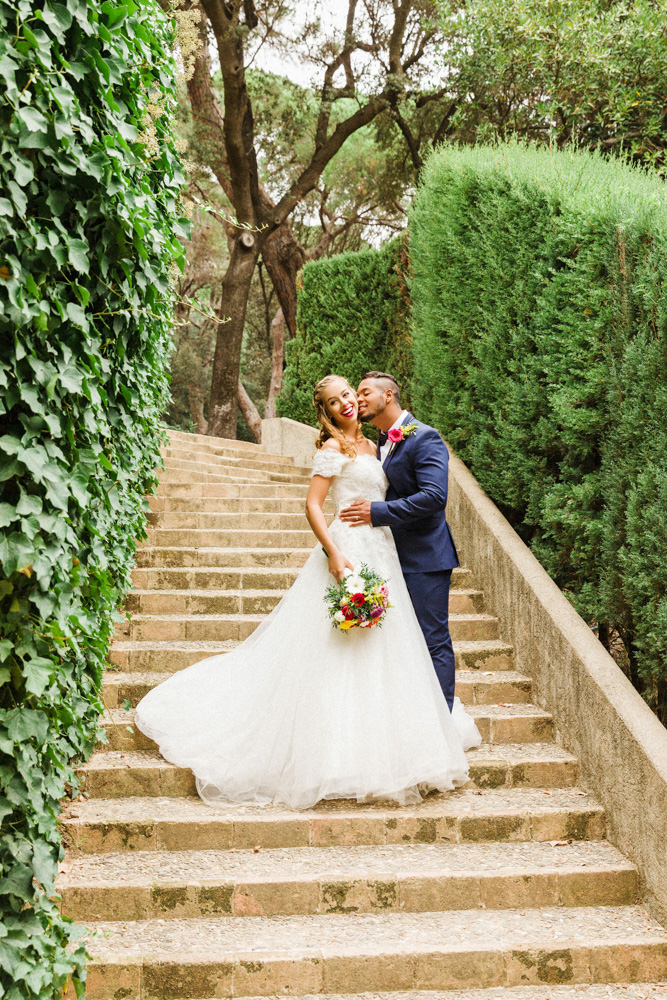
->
[277,236,412,426]
[410,142,667,721]
[279,143,667,723]
[0,1,186,996]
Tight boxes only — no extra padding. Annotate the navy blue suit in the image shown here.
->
[370,413,459,709]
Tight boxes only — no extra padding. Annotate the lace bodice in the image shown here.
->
[311,450,388,515]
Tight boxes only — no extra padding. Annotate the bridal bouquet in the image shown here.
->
[325,564,391,631]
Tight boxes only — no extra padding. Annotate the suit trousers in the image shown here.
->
[404,569,455,710]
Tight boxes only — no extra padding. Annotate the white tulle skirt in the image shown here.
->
[134,518,481,810]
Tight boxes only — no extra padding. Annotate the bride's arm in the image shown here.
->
[305,474,354,583]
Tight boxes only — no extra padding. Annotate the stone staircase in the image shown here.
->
[58,429,667,999]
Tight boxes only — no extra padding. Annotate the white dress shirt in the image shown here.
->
[379,409,409,465]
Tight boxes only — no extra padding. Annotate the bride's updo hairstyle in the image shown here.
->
[313,374,365,458]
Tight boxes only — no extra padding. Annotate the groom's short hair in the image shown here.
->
[361,371,401,406]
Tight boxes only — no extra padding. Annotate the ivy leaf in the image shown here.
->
[23,658,54,697]
[0,864,33,902]
[18,106,48,133]
[67,238,89,273]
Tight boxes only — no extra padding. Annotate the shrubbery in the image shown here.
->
[280,142,667,723]
[0,1,186,995]
[409,143,667,722]
[277,236,412,426]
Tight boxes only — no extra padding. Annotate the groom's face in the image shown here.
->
[357,379,386,423]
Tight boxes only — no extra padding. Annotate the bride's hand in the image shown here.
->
[328,550,354,583]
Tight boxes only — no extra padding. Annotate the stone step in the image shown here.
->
[124,588,485,617]
[163,444,302,469]
[58,839,637,923]
[115,612,501,644]
[101,668,529,709]
[76,744,577,799]
[145,527,318,548]
[131,566,302,590]
[108,638,513,675]
[129,566,474,593]
[148,511,325,531]
[163,457,311,484]
[135,546,315,569]
[59,787,607,855]
[149,496,332,514]
[219,988,667,1000]
[156,482,312,499]
[162,446,310,476]
[70,905,667,999]
[100,703,553,752]
[125,588,287,616]
[158,470,300,486]
[167,429,266,453]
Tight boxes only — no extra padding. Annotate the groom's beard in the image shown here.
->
[359,401,385,423]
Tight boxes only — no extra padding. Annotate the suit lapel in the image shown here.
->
[383,412,414,473]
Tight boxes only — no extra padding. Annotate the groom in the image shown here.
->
[339,371,459,710]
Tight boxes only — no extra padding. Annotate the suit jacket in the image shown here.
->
[370,412,459,574]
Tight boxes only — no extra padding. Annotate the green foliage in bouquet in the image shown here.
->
[325,564,390,631]
[0,0,186,995]
[409,141,667,723]
[277,234,412,426]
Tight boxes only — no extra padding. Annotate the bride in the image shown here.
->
[134,374,481,810]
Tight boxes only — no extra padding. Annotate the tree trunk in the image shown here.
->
[207,239,259,438]
[264,308,285,419]
[237,380,262,442]
[260,222,307,336]
[187,384,208,434]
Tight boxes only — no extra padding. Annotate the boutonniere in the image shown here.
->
[387,422,418,451]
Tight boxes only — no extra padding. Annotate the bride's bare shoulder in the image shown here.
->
[321,438,342,451]
[358,438,377,457]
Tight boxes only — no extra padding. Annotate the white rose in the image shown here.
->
[334,610,346,623]
[345,574,365,593]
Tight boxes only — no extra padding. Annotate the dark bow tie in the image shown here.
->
[377,430,389,447]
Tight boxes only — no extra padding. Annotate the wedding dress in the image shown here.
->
[134,450,481,810]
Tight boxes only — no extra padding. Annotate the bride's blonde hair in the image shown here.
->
[313,374,365,458]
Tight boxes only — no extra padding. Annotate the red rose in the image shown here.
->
[351,592,365,606]
[341,604,355,620]
[388,427,403,443]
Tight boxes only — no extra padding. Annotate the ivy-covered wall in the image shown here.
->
[277,235,412,426]
[0,1,186,996]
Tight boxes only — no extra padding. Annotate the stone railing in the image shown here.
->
[263,416,667,923]
[262,416,318,469]
[445,449,667,923]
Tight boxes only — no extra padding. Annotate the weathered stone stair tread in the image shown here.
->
[130,565,471,583]
[167,429,266,450]
[61,786,603,825]
[102,668,531,692]
[81,904,667,962]
[108,639,514,676]
[111,640,241,654]
[191,986,667,1000]
[136,546,314,567]
[99,703,553,751]
[59,839,634,886]
[59,787,606,853]
[84,743,575,770]
[102,703,550,726]
[119,613,499,626]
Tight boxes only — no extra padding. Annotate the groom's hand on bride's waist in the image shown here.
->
[339,501,372,526]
